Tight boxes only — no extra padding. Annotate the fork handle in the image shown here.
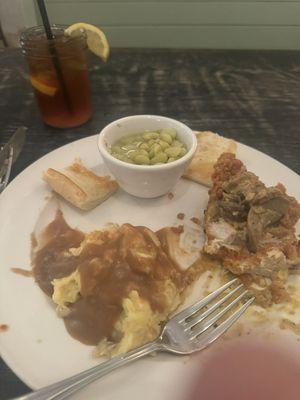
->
[14,341,160,400]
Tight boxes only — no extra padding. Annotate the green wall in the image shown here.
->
[24,0,300,49]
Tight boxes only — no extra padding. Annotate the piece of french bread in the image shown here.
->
[183,131,237,187]
[43,161,118,210]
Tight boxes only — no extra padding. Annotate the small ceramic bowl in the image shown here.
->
[98,115,197,198]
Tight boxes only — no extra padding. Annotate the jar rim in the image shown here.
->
[20,24,86,50]
[20,25,87,59]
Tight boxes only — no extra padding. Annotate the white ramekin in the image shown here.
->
[98,115,197,198]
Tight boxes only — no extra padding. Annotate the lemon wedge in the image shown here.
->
[65,23,110,62]
[30,76,57,96]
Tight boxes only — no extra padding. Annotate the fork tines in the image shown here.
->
[175,278,255,340]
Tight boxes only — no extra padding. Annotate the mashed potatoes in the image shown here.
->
[32,211,202,357]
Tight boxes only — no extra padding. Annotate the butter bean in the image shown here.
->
[158,140,170,150]
[143,131,159,141]
[152,143,162,155]
[139,142,150,150]
[160,132,173,145]
[127,150,139,160]
[165,147,182,158]
[150,152,168,164]
[134,154,150,165]
[171,140,184,148]
[138,149,149,156]
[160,128,177,139]
[149,149,155,158]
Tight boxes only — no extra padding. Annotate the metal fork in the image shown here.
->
[15,278,254,400]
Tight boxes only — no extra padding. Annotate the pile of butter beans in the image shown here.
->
[110,128,187,165]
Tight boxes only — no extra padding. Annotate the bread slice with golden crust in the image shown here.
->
[183,131,237,187]
[43,161,118,210]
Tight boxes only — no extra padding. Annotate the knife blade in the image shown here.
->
[0,126,27,167]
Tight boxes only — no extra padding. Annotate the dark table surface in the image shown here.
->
[0,48,299,399]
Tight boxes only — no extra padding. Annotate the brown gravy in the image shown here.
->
[190,217,201,225]
[33,211,84,296]
[32,211,188,346]
[0,324,9,332]
[11,268,32,277]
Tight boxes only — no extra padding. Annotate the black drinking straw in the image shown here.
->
[36,0,72,113]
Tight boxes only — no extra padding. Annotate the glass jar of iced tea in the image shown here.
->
[20,25,92,128]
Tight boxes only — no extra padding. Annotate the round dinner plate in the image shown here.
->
[0,135,299,400]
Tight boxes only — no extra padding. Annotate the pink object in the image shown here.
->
[185,340,300,400]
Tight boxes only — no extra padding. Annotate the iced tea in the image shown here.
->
[20,26,92,128]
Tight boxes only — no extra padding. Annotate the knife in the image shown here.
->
[0,126,27,166]
[0,127,27,191]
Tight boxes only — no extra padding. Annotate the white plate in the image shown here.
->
[0,135,299,400]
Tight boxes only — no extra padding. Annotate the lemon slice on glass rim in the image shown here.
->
[65,23,110,62]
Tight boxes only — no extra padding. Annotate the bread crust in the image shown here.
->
[183,131,236,187]
[43,162,118,210]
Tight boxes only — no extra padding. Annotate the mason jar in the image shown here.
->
[20,25,92,128]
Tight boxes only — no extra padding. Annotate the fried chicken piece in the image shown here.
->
[204,153,300,305]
